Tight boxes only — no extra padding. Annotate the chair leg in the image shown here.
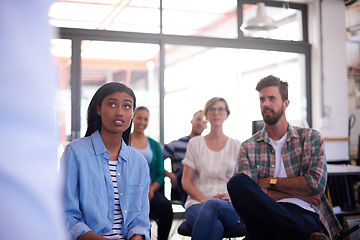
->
[333,223,360,240]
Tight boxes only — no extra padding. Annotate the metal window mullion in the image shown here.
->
[305,47,312,127]
[71,37,81,140]
[159,0,164,145]
[237,0,244,38]
[159,42,165,145]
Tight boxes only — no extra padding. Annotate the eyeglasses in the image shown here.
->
[209,107,225,113]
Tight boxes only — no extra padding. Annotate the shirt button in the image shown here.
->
[120,193,123,196]
[117,173,120,176]
[271,164,275,168]
[124,210,127,214]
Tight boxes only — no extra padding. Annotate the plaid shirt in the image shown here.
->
[238,124,341,238]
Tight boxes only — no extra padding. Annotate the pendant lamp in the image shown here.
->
[243,2,278,31]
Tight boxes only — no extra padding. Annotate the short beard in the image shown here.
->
[263,108,284,125]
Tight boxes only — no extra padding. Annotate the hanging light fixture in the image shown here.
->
[243,2,278,31]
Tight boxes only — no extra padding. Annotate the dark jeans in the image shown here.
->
[227,173,322,240]
[170,167,188,205]
[150,190,173,240]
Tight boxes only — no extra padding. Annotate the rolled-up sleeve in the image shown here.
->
[238,143,259,182]
[61,146,91,239]
[303,131,327,196]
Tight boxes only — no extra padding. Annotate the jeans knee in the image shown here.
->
[228,173,249,193]
[202,198,219,209]
[228,173,257,200]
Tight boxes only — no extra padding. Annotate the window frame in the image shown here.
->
[56,0,311,143]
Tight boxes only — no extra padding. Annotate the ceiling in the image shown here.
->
[48,0,360,43]
[49,0,238,36]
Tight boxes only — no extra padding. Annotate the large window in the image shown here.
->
[51,39,160,142]
[50,0,311,144]
[164,45,307,143]
[51,39,72,144]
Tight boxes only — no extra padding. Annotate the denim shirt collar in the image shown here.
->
[91,130,130,162]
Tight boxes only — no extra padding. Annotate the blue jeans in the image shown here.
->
[185,199,241,240]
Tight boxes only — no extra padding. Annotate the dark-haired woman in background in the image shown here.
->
[130,106,173,240]
[61,82,151,240]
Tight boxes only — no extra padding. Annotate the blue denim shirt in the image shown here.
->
[61,131,151,240]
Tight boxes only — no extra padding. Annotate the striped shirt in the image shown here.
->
[163,136,190,172]
[102,161,125,239]
[238,124,342,238]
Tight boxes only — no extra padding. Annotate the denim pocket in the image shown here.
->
[127,184,144,213]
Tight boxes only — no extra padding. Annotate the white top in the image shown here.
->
[270,134,314,213]
[182,136,241,209]
[269,133,287,178]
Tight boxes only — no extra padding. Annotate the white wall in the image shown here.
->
[309,0,349,161]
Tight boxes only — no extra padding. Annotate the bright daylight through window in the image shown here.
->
[49,0,309,146]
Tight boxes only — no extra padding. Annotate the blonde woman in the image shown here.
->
[182,97,244,240]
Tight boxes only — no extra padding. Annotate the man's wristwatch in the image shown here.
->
[269,177,277,190]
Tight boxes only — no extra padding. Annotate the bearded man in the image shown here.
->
[227,75,341,240]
